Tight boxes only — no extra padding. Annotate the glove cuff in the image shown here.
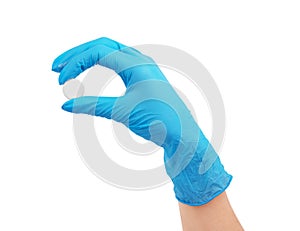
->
[165,141,232,206]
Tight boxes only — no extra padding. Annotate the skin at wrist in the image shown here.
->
[178,192,243,231]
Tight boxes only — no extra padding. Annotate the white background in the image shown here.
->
[0,0,299,230]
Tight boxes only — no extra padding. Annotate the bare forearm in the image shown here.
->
[179,192,243,231]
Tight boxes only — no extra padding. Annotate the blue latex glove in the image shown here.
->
[52,37,232,206]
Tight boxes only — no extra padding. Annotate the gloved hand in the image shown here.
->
[52,37,232,206]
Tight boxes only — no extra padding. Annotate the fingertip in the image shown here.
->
[52,57,64,72]
[58,73,72,85]
[52,62,59,72]
[62,99,74,112]
[58,77,65,85]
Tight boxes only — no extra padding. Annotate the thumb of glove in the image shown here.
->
[62,96,118,119]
